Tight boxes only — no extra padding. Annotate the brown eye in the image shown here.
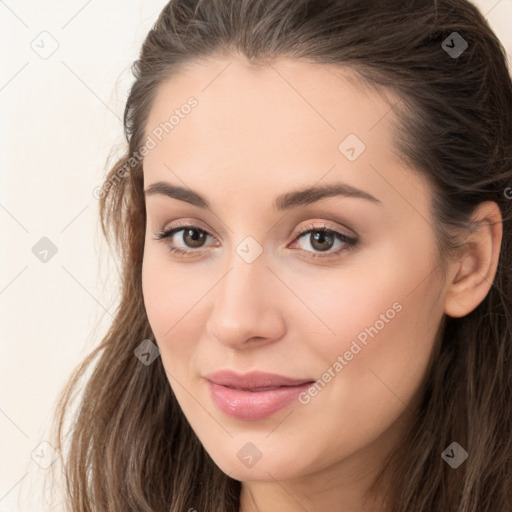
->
[154,222,358,260]
[291,224,359,260]
[154,225,214,257]
[308,230,336,252]
[180,227,208,248]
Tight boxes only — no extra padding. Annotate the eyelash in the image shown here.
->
[153,223,358,260]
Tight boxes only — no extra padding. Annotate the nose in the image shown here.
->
[205,253,286,350]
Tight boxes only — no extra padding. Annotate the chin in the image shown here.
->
[208,447,306,482]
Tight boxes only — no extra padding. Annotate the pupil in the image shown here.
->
[312,231,333,251]
[185,228,205,248]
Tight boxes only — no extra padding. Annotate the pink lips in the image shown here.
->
[204,370,314,421]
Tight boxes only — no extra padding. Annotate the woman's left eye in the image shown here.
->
[290,225,359,259]
[153,223,358,260]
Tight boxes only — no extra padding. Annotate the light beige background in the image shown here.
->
[1,1,511,510]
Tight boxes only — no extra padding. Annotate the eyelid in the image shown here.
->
[154,220,359,259]
[156,218,354,240]
[160,218,213,234]
[292,221,356,240]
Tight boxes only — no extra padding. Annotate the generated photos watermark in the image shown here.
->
[93,96,198,200]
[298,301,403,405]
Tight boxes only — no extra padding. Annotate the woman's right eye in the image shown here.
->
[154,225,215,257]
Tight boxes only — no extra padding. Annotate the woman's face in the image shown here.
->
[141,56,448,504]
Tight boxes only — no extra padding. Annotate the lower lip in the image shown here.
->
[206,380,313,421]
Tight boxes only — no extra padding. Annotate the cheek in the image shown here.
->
[296,244,442,444]
[285,240,438,366]
[141,247,213,377]
[142,250,171,336]
[142,247,202,336]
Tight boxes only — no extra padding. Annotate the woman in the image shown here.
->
[50,0,512,510]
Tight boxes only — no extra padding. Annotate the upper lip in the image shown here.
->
[204,370,314,390]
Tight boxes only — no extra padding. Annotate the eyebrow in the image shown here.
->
[144,181,382,211]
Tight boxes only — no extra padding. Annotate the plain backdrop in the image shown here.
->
[1,1,511,510]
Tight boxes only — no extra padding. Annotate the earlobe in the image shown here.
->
[443,201,503,319]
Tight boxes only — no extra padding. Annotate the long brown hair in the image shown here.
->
[50,0,512,510]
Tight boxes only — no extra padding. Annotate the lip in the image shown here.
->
[204,370,314,389]
[204,370,315,421]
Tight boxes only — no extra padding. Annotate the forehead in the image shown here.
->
[143,55,400,148]
[142,56,429,217]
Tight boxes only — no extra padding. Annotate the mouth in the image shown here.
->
[205,374,315,421]
[203,369,314,389]
[219,384,307,391]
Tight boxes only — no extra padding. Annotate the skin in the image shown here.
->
[141,55,502,512]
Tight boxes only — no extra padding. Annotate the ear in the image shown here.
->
[444,201,503,318]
